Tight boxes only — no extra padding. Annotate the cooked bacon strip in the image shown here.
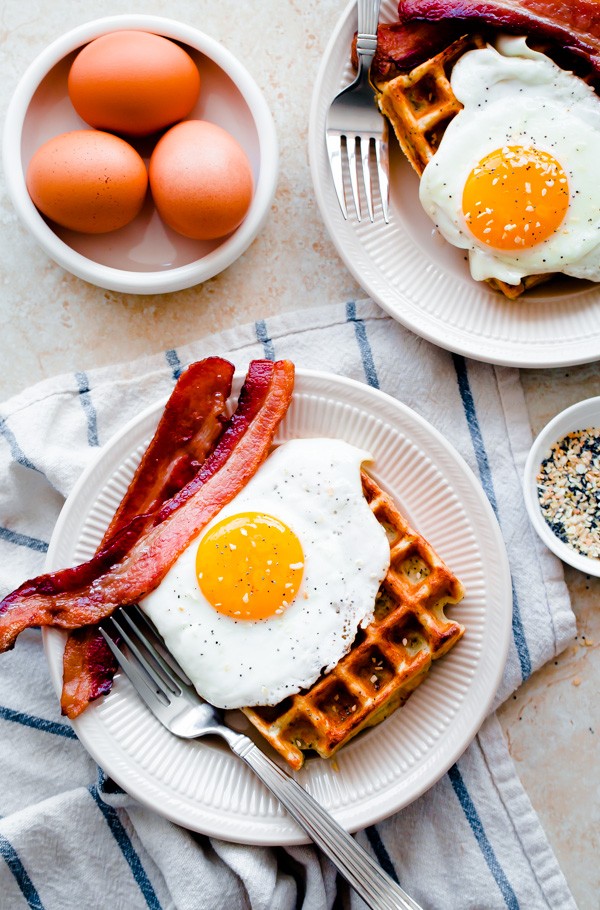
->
[397,0,600,71]
[352,20,464,79]
[0,359,294,653]
[60,356,234,718]
[102,357,234,541]
[61,626,118,712]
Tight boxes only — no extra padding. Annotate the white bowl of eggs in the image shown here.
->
[2,15,278,294]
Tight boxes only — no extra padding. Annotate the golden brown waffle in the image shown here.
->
[242,471,465,770]
[375,34,552,300]
[376,35,485,177]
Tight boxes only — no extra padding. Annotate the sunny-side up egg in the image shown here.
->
[418,36,600,287]
[148,120,254,240]
[26,130,148,233]
[139,438,391,709]
[68,30,201,137]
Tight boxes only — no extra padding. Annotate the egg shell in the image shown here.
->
[26,130,148,234]
[148,120,254,240]
[68,30,201,137]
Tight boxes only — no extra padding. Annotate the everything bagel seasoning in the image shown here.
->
[536,427,600,560]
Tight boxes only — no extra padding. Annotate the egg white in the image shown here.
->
[419,36,600,286]
[139,438,390,709]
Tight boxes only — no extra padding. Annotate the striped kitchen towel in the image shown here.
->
[0,299,577,910]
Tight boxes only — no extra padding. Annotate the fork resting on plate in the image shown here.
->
[100,605,424,910]
[325,0,390,223]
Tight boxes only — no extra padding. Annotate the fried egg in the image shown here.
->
[140,438,390,709]
[419,36,600,286]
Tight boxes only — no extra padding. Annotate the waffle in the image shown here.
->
[242,470,465,770]
[375,34,552,300]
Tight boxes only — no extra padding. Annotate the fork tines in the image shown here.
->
[101,606,189,707]
[326,129,389,223]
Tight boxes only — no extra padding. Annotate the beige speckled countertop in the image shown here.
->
[1,2,599,908]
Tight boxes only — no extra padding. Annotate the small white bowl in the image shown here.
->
[523,396,600,576]
[2,15,278,294]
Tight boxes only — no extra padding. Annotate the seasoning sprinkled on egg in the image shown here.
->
[139,438,391,709]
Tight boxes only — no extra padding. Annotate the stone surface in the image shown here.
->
[1,2,599,907]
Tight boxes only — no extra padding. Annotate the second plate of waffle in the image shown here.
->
[309,0,600,367]
[42,369,511,844]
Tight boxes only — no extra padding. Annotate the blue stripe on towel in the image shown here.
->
[0,834,45,909]
[365,826,400,882]
[346,301,380,388]
[346,324,518,902]
[89,786,162,909]
[255,320,275,360]
[0,527,48,553]
[0,705,77,739]
[0,419,40,472]
[75,372,99,447]
[448,763,520,909]
[452,354,532,681]
[97,765,125,797]
[165,349,183,381]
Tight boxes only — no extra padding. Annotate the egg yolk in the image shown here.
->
[195,512,304,620]
[462,145,569,251]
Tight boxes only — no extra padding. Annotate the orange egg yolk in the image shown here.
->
[195,512,304,621]
[462,145,569,251]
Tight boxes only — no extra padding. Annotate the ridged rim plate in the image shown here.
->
[43,369,511,844]
[308,0,600,368]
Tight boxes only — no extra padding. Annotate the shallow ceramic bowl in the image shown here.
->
[523,396,600,576]
[2,15,278,294]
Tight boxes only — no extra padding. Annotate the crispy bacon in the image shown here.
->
[102,357,234,541]
[352,20,464,78]
[60,356,234,719]
[397,1,600,71]
[0,359,294,654]
[61,626,118,711]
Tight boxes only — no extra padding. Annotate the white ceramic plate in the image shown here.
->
[523,396,600,576]
[308,0,600,368]
[43,369,511,844]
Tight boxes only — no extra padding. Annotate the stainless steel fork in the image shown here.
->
[325,0,390,223]
[100,606,424,910]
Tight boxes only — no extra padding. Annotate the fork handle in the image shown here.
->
[232,738,424,910]
[356,0,381,70]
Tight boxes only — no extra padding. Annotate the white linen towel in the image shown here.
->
[0,300,577,910]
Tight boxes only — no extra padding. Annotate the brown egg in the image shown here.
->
[68,30,201,137]
[148,120,254,240]
[26,130,148,234]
